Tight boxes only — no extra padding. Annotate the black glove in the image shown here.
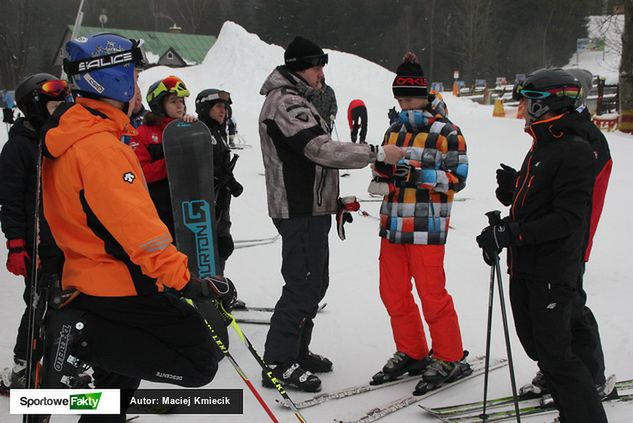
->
[181,276,238,310]
[227,177,243,197]
[495,164,517,206]
[476,218,519,265]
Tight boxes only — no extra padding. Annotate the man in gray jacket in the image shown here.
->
[259,36,403,392]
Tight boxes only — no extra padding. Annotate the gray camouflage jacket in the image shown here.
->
[259,66,379,218]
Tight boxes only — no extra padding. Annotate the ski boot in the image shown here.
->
[371,352,431,385]
[414,351,472,395]
[298,351,333,373]
[0,358,26,395]
[597,374,618,400]
[40,308,91,388]
[262,362,321,392]
[519,370,549,397]
[232,299,247,310]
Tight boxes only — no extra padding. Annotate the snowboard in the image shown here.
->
[163,119,229,359]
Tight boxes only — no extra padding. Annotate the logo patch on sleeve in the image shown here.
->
[295,112,309,122]
[123,172,136,184]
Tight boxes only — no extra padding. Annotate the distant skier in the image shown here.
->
[195,89,244,274]
[310,77,338,133]
[130,75,197,236]
[369,52,470,391]
[258,35,403,392]
[347,99,367,143]
[0,73,67,391]
[477,68,608,423]
[41,33,235,420]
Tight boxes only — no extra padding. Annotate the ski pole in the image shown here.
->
[481,217,497,420]
[218,302,309,423]
[484,210,521,422]
[184,299,280,423]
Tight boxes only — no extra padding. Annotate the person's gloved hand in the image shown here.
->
[6,239,30,277]
[337,196,361,240]
[475,218,519,265]
[228,177,243,197]
[181,276,238,310]
[495,164,518,206]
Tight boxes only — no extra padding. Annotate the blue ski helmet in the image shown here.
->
[63,33,147,103]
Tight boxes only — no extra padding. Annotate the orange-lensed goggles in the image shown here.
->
[40,80,70,99]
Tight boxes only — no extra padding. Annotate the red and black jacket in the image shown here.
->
[507,113,596,286]
[574,108,612,261]
[130,117,175,235]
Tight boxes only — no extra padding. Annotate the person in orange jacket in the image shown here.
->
[130,75,196,235]
[41,33,236,421]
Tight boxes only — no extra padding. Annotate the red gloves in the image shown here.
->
[6,239,30,277]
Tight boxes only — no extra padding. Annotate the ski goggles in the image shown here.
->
[148,76,190,102]
[39,80,70,99]
[197,90,231,104]
[287,53,329,68]
[63,36,148,75]
[518,86,581,100]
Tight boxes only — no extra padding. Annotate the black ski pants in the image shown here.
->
[67,293,218,387]
[350,106,367,143]
[509,277,607,423]
[50,293,220,422]
[14,275,31,361]
[571,261,606,385]
[264,215,330,364]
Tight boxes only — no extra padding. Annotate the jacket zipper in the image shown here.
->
[512,134,537,220]
[316,167,327,207]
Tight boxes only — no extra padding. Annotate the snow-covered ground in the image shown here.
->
[1,21,632,422]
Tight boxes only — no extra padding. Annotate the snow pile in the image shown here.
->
[1,21,633,423]
[565,15,623,84]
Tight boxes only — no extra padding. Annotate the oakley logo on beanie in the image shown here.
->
[392,52,428,98]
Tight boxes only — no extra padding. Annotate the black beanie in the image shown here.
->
[284,36,327,71]
[392,52,428,98]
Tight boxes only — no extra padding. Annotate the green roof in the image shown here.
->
[68,25,216,64]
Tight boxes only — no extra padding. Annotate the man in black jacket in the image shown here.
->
[195,89,243,274]
[476,68,607,423]
[0,73,67,390]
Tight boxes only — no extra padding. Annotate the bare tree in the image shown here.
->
[0,0,32,89]
[174,0,212,33]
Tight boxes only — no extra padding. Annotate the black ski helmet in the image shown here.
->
[565,68,593,108]
[195,89,231,117]
[15,73,68,128]
[516,68,581,121]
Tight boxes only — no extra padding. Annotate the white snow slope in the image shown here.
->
[1,21,632,423]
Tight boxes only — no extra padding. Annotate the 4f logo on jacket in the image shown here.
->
[123,172,136,184]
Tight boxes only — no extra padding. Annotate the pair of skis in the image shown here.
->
[233,302,327,325]
[421,377,633,422]
[276,355,507,423]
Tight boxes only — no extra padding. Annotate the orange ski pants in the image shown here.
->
[379,239,463,362]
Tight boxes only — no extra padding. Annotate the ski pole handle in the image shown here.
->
[486,210,502,226]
